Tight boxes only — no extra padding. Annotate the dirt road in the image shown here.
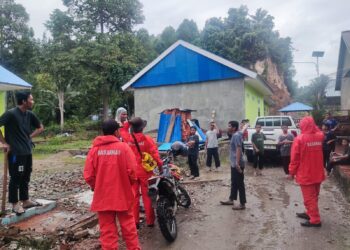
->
[1,151,349,249]
[140,166,350,250]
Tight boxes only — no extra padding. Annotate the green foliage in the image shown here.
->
[0,0,36,74]
[294,74,330,124]
[200,6,296,95]
[176,19,200,43]
[154,26,177,53]
[63,0,144,35]
[2,2,298,130]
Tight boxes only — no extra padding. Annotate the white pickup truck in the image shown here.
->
[243,116,300,162]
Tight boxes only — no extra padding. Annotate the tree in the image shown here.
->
[0,0,36,74]
[176,19,199,43]
[39,9,79,131]
[200,6,297,95]
[63,0,144,36]
[154,26,177,53]
[63,0,144,119]
[295,74,330,124]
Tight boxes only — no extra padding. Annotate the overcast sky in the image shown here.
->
[16,0,350,87]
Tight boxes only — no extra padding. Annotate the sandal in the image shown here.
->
[12,204,25,215]
[22,200,43,209]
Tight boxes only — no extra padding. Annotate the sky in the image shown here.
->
[16,0,350,87]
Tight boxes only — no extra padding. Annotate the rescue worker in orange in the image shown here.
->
[122,117,163,228]
[288,116,325,227]
[84,119,141,249]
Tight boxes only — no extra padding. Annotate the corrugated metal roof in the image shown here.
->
[325,79,341,97]
[122,40,273,96]
[0,65,32,90]
[279,102,313,112]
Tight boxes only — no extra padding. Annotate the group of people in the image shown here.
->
[220,113,350,228]
[2,93,349,247]
[84,108,166,250]
[186,121,221,181]
[322,113,350,175]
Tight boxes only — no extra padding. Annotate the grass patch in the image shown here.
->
[33,137,92,154]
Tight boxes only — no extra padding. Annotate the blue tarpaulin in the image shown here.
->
[157,113,182,143]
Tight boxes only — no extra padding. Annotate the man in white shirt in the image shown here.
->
[205,122,221,171]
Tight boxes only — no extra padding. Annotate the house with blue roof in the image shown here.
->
[122,40,274,130]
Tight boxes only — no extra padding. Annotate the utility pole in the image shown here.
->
[312,51,325,77]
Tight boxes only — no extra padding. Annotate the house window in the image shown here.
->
[258,107,261,116]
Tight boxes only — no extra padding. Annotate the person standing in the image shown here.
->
[278,125,294,175]
[0,92,44,215]
[84,119,140,250]
[252,124,266,176]
[186,126,200,180]
[205,121,221,171]
[288,116,325,227]
[323,112,339,132]
[220,121,246,210]
[122,117,163,228]
[115,107,129,140]
[322,124,336,169]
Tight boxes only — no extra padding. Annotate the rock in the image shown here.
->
[73,229,89,240]
[8,242,18,250]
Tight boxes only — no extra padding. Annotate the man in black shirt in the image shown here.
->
[187,126,200,180]
[0,92,44,215]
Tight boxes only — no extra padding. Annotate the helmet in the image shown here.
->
[171,141,188,157]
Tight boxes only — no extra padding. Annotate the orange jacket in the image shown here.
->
[84,135,137,212]
[119,121,130,141]
[122,132,162,178]
[289,116,325,185]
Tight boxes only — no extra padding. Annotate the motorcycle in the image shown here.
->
[148,142,191,242]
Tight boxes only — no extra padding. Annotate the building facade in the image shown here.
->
[122,40,273,131]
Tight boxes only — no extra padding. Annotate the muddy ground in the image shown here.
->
[1,152,350,250]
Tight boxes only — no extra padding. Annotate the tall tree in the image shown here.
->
[63,0,144,119]
[0,0,35,74]
[155,26,177,53]
[41,9,79,130]
[200,6,296,95]
[176,19,199,43]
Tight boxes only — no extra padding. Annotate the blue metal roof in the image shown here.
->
[0,65,32,90]
[132,44,244,88]
[279,102,313,112]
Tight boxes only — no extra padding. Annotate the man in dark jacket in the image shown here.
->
[187,126,200,180]
[0,92,44,215]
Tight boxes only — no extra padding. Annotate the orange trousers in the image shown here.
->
[133,177,155,226]
[300,183,321,224]
[98,210,140,250]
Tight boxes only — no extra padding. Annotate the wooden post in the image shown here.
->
[1,150,8,214]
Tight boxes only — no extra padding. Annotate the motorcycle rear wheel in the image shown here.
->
[157,196,177,242]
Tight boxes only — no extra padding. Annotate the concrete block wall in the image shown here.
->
[134,79,245,131]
